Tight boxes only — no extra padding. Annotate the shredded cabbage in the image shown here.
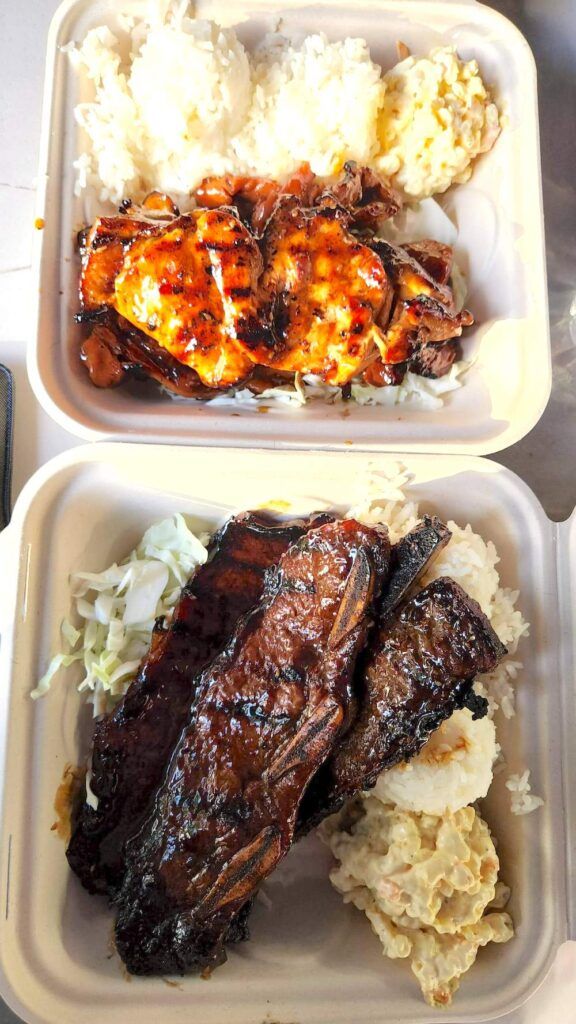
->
[32,513,209,714]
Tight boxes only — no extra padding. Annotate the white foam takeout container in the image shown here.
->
[29,0,550,453]
[0,444,574,1024]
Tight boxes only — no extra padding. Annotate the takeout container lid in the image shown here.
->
[28,0,550,454]
[0,443,574,1024]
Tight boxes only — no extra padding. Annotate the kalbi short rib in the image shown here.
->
[300,576,505,828]
[379,516,452,620]
[114,519,390,975]
[67,511,331,897]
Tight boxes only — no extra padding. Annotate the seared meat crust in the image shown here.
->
[66,511,329,897]
[379,516,452,620]
[195,161,401,235]
[114,518,390,975]
[113,210,269,388]
[80,319,216,396]
[409,338,462,378]
[363,238,473,378]
[79,215,160,310]
[301,576,505,827]
[79,209,272,388]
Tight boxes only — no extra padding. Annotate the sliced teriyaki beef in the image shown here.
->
[67,511,331,898]
[323,162,402,229]
[299,576,506,829]
[402,239,454,286]
[361,237,473,385]
[114,518,391,975]
[379,516,452,620]
[408,338,462,379]
[194,160,401,236]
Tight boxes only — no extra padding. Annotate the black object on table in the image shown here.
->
[0,364,14,531]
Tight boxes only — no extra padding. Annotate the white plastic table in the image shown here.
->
[1,1,575,1021]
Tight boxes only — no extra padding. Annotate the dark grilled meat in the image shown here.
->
[363,238,473,383]
[324,162,402,229]
[80,320,217,396]
[379,516,452,620]
[195,163,323,235]
[79,215,159,310]
[113,211,269,388]
[372,238,456,311]
[299,576,505,828]
[195,161,401,236]
[408,338,462,378]
[67,511,330,898]
[362,359,407,387]
[78,194,180,310]
[77,175,474,396]
[79,209,273,388]
[114,518,391,975]
[403,239,454,286]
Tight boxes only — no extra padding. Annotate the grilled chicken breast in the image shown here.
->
[77,168,473,395]
[113,211,271,388]
[80,209,273,388]
[239,199,392,385]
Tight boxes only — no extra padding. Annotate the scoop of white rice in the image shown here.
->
[69,18,251,202]
[373,709,497,815]
[69,17,383,203]
[232,32,384,178]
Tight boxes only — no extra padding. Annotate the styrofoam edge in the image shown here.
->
[0,948,562,1024]
[24,350,553,454]
[0,982,36,1024]
[0,527,18,636]
[28,0,552,456]
[1,442,557,529]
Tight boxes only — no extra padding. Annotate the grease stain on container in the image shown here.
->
[51,763,85,842]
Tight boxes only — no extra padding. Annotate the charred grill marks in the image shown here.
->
[379,515,452,620]
[66,511,331,897]
[78,165,473,395]
[298,572,505,831]
[113,518,390,976]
